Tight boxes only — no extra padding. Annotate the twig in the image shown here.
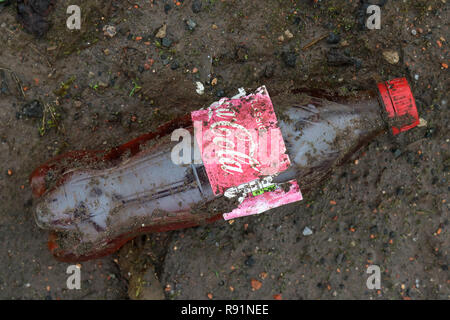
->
[27,42,53,68]
[40,101,65,136]
[302,34,328,51]
[11,72,25,98]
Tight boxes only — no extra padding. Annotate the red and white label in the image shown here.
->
[192,86,291,195]
[191,86,303,219]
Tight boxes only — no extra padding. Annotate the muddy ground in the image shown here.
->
[0,0,448,299]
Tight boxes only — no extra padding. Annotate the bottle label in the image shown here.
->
[191,86,303,219]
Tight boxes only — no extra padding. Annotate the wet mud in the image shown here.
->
[0,0,448,299]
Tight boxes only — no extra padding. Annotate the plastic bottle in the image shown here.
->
[30,77,420,261]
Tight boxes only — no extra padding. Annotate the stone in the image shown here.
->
[303,226,313,236]
[192,0,202,13]
[186,19,197,31]
[326,32,341,44]
[382,50,399,64]
[282,51,297,68]
[103,25,117,38]
[19,100,43,119]
[155,24,167,39]
[284,29,294,39]
[161,37,172,47]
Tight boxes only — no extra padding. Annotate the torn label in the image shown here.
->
[191,85,303,220]
[223,179,303,220]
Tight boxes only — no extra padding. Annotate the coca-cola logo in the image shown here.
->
[180,86,290,195]
[202,98,261,175]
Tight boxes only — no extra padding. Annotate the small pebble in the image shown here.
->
[18,100,43,119]
[164,3,172,14]
[103,25,117,38]
[418,118,428,127]
[155,24,167,39]
[326,32,341,44]
[192,0,202,13]
[284,29,294,39]
[162,37,172,48]
[98,81,108,88]
[244,256,255,267]
[303,227,313,236]
[382,50,399,64]
[195,81,204,95]
[186,19,197,31]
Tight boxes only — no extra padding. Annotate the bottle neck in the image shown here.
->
[273,92,386,189]
[343,91,387,134]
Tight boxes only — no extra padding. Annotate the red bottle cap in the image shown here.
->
[377,77,420,135]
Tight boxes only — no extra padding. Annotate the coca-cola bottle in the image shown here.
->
[30,77,420,262]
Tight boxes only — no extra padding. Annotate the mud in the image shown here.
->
[0,0,448,299]
[385,112,419,131]
[190,194,240,219]
[16,0,56,37]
